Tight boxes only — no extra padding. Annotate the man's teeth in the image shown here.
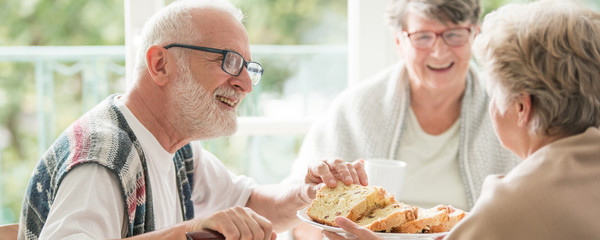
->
[428,63,452,69]
[218,96,236,107]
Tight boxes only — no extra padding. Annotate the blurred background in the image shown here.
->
[0,0,598,224]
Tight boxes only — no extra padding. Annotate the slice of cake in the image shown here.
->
[392,205,451,233]
[429,207,466,233]
[356,203,417,232]
[383,192,399,206]
[307,182,387,227]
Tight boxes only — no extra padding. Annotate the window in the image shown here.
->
[200,0,348,183]
[0,0,348,224]
[2,0,598,226]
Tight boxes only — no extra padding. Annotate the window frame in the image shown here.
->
[124,0,394,136]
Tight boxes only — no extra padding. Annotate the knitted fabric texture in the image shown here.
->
[18,95,195,239]
[285,61,520,209]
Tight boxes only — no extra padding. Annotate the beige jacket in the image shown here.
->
[446,127,600,240]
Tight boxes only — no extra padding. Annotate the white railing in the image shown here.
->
[0,46,127,155]
[0,44,346,156]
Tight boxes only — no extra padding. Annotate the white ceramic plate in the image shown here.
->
[297,208,446,240]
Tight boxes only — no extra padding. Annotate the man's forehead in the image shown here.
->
[190,8,251,57]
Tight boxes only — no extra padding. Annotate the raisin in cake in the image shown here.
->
[307,182,386,227]
[356,203,417,232]
[429,207,466,233]
[392,204,453,233]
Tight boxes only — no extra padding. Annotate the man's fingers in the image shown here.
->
[248,209,274,240]
[236,209,264,240]
[204,211,241,239]
[307,158,366,187]
[317,159,339,187]
[305,160,333,186]
[326,158,359,186]
[203,207,275,240]
[301,183,321,202]
[335,160,354,185]
[348,162,361,184]
[227,208,251,239]
[352,159,368,186]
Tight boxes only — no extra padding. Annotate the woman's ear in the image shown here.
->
[516,93,532,127]
[146,45,172,87]
[393,31,405,58]
[473,25,481,38]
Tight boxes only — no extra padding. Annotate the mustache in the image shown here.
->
[214,86,244,100]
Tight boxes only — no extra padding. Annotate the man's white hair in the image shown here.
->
[132,0,244,81]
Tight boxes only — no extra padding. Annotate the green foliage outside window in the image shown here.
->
[0,0,125,224]
[1,0,598,225]
[0,0,348,225]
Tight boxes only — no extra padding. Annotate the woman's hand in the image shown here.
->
[322,217,381,240]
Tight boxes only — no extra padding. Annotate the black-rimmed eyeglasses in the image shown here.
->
[403,27,473,49]
[164,43,263,86]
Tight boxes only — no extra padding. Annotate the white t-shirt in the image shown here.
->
[395,108,468,210]
[39,96,257,239]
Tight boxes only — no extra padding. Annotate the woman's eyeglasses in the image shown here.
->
[403,27,473,49]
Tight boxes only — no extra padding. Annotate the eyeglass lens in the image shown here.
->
[224,51,243,75]
[223,51,263,85]
[409,28,470,49]
[246,63,262,85]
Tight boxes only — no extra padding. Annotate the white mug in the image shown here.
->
[364,158,407,199]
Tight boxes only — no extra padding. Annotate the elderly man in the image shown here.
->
[18,0,366,239]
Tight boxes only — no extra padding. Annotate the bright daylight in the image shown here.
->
[0,0,599,239]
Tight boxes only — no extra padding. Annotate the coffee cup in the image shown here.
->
[364,158,406,199]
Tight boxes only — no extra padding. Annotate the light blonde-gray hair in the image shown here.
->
[132,0,244,80]
[474,0,600,137]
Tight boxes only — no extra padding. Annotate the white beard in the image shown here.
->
[171,64,239,140]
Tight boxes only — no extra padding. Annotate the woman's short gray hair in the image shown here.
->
[474,0,600,137]
[133,0,243,79]
[386,0,481,31]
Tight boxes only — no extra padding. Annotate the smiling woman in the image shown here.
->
[1,0,597,228]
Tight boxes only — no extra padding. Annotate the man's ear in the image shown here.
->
[146,45,172,87]
[517,93,532,127]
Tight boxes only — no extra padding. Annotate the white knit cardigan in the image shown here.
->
[285,61,520,209]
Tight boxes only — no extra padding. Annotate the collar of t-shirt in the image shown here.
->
[396,107,468,210]
[114,95,183,229]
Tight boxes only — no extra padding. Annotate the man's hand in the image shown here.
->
[305,158,368,188]
[322,217,381,240]
[187,206,276,240]
[243,159,368,234]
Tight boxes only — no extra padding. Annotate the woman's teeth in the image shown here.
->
[428,63,453,70]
